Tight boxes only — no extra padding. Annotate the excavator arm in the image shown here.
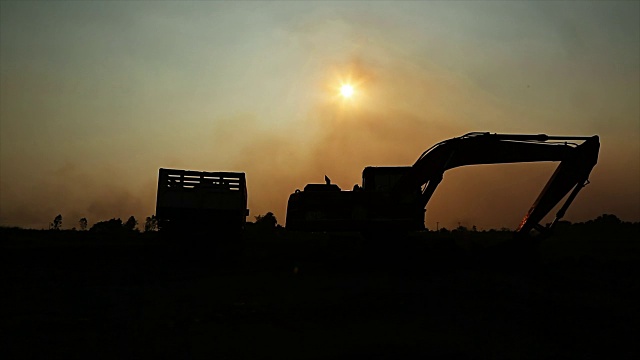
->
[393,132,600,237]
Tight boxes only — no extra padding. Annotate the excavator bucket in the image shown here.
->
[516,136,600,237]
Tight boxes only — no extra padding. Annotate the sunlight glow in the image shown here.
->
[340,84,354,98]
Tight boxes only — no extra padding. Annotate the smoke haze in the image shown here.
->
[1,1,638,229]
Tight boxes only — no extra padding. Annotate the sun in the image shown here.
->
[340,84,354,98]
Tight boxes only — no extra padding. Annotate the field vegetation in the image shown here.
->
[2,214,638,359]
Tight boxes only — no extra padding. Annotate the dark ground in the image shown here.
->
[2,225,639,359]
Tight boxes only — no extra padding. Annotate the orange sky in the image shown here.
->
[1,1,638,230]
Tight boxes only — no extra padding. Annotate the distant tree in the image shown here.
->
[124,216,138,232]
[90,218,124,233]
[144,215,158,232]
[593,214,622,226]
[455,225,468,232]
[79,218,88,231]
[50,214,62,230]
[255,212,277,230]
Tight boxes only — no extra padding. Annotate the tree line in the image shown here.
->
[44,212,636,234]
[431,213,638,234]
[45,212,280,234]
[48,214,159,233]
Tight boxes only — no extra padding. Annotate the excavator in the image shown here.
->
[285,132,600,238]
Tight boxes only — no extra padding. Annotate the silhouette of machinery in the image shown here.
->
[156,168,249,233]
[286,132,600,238]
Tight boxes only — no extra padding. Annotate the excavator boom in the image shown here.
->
[394,132,600,236]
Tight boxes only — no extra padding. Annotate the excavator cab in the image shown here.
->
[362,167,413,192]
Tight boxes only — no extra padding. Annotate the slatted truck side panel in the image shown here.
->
[156,168,248,234]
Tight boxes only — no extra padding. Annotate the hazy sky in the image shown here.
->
[1,1,639,230]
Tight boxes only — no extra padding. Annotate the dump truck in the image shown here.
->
[286,132,600,238]
[155,168,249,233]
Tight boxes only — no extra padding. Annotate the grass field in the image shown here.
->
[2,225,639,359]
